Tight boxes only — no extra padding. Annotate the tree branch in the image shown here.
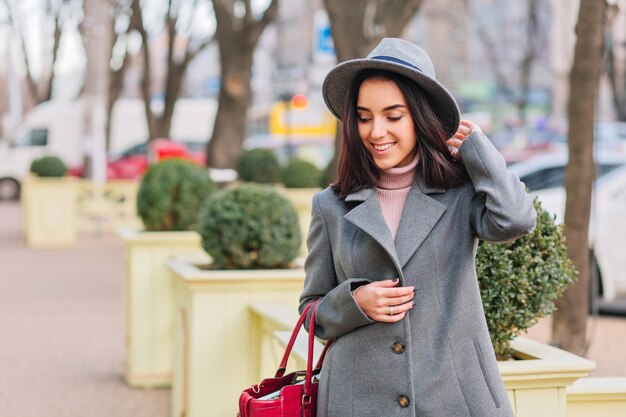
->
[377,0,423,41]
[184,35,214,66]
[249,0,278,43]
[131,0,156,139]
[473,22,516,99]
[45,11,63,101]
[164,0,176,105]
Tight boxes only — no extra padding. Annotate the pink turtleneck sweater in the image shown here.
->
[376,154,419,240]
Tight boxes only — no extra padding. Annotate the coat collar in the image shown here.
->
[343,175,447,270]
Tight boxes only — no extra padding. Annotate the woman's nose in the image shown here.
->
[371,119,387,139]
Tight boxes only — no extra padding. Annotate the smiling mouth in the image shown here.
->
[372,143,396,151]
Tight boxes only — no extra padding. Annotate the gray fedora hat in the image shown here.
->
[322,38,460,139]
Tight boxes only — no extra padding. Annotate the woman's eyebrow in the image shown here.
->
[356,104,406,111]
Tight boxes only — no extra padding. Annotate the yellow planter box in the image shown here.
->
[118,229,208,388]
[76,179,142,233]
[500,337,596,417]
[167,259,305,417]
[566,377,626,417]
[22,176,78,248]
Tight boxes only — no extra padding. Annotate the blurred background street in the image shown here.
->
[0,202,169,417]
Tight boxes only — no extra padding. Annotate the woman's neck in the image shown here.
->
[377,153,419,190]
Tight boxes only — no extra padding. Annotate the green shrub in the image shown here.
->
[137,158,214,231]
[197,184,301,269]
[476,198,576,359]
[30,156,67,177]
[237,149,280,184]
[280,159,321,188]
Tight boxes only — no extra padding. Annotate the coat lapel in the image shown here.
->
[395,177,447,268]
[344,188,401,271]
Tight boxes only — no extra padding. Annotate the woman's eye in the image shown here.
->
[357,116,371,123]
[388,116,403,121]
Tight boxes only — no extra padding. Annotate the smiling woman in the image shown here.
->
[297,38,537,417]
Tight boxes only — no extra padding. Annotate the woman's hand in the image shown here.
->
[353,279,415,322]
[447,119,482,161]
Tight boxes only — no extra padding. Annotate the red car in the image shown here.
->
[70,139,206,180]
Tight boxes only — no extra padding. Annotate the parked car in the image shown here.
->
[508,151,626,192]
[71,139,202,180]
[509,154,626,305]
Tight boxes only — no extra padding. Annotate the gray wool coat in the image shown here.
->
[299,131,537,417]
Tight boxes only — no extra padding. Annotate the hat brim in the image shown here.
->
[322,59,460,139]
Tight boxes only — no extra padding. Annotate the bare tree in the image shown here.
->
[323,0,424,179]
[469,0,549,126]
[130,0,215,141]
[604,3,625,121]
[205,0,279,168]
[551,0,606,355]
[2,0,81,109]
[102,0,134,151]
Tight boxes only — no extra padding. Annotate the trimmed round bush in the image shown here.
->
[476,198,576,359]
[197,184,302,269]
[137,158,214,231]
[30,156,67,177]
[237,149,280,184]
[280,159,321,188]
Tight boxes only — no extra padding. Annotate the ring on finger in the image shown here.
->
[389,305,395,316]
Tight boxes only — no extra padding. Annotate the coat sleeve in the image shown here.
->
[298,192,375,340]
[459,131,537,242]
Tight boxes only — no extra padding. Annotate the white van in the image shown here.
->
[0,98,216,200]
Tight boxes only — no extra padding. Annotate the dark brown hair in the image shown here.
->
[331,69,468,199]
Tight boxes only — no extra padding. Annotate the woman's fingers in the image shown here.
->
[369,278,401,288]
[447,138,464,148]
[353,280,416,322]
[376,300,415,323]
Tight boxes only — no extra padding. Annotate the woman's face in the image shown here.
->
[356,78,417,170]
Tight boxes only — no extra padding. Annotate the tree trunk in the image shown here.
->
[206,0,279,169]
[207,39,254,168]
[552,0,605,356]
[105,54,129,151]
[323,0,424,181]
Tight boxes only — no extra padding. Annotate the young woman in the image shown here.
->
[299,38,536,417]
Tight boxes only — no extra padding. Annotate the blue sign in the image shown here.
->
[317,25,334,55]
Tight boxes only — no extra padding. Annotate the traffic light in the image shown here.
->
[290,94,308,109]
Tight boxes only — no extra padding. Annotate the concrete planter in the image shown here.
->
[22,176,77,248]
[118,229,208,388]
[566,377,626,417]
[166,259,305,417]
[500,337,595,417]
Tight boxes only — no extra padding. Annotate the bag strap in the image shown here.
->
[302,302,321,407]
[274,300,318,378]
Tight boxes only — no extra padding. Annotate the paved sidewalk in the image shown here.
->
[0,202,169,417]
[1,201,625,417]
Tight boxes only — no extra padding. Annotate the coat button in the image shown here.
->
[392,342,405,354]
[398,395,410,408]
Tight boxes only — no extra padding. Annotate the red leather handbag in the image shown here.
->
[238,301,331,417]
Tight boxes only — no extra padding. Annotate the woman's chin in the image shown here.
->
[374,159,399,170]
